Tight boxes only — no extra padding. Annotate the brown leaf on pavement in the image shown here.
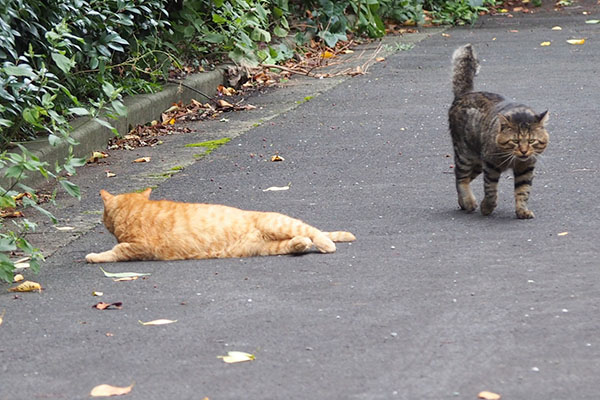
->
[92,302,123,310]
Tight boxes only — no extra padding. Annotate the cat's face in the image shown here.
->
[496,111,549,161]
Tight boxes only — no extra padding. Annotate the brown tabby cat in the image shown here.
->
[85,188,356,263]
[448,44,549,219]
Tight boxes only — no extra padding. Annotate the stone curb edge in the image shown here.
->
[1,69,225,191]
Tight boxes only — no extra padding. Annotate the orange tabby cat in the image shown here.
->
[85,188,356,263]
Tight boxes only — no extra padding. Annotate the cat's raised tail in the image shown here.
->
[451,44,480,99]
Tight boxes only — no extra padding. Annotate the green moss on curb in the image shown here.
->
[184,138,231,154]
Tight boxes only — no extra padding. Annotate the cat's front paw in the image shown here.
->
[458,196,477,212]
[85,253,102,263]
[480,199,497,216]
[516,209,535,219]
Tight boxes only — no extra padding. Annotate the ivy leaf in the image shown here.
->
[59,179,80,199]
[51,52,75,74]
[3,65,36,78]
[69,107,90,116]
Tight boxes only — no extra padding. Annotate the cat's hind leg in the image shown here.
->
[86,242,150,263]
[324,231,356,242]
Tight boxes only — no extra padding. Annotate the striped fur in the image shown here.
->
[85,188,355,263]
[448,44,550,219]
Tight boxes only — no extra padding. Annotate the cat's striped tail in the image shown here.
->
[451,44,480,98]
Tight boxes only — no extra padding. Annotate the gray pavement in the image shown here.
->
[2,6,600,400]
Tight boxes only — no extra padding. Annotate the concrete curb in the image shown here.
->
[1,69,225,191]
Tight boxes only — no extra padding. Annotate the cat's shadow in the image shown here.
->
[434,208,524,225]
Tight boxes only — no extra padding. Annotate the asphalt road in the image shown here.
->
[1,6,600,400]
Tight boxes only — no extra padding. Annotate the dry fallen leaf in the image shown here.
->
[55,226,75,231]
[105,171,117,178]
[375,57,386,62]
[216,99,234,109]
[13,274,24,282]
[567,39,585,45]
[509,29,519,33]
[139,319,177,326]
[586,19,600,24]
[88,151,109,164]
[92,291,104,296]
[540,41,551,46]
[478,391,501,400]
[218,351,255,363]
[8,281,42,293]
[262,185,290,192]
[92,302,123,310]
[100,267,151,278]
[163,104,180,114]
[90,383,134,397]
[552,26,562,30]
[557,232,569,236]
[441,33,451,37]
[133,157,151,163]
[0,309,5,326]
[113,276,139,282]
[270,155,285,162]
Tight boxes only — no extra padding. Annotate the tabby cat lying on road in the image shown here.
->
[448,44,549,219]
[85,188,355,263]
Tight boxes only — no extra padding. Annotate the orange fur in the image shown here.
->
[85,188,356,263]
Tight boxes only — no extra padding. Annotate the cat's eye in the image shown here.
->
[511,139,519,143]
[528,139,536,144]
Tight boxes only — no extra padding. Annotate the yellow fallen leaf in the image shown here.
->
[13,274,24,282]
[557,232,569,236]
[322,50,335,59]
[218,351,255,363]
[552,26,562,30]
[8,281,42,293]
[139,319,177,326]
[113,276,138,282]
[90,383,134,397]
[133,157,151,163]
[270,155,285,162]
[567,39,585,45]
[499,8,509,12]
[540,41,551,46]
[478,391,501,400]
[168,118,176,125]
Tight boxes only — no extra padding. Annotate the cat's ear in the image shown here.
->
[140,187,152,198]
[497,114,511,129]
[536,110,549,126]
[99,190,113,203]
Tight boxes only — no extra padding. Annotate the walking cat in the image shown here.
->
[85,188,356,263]
[448,44,549,219]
